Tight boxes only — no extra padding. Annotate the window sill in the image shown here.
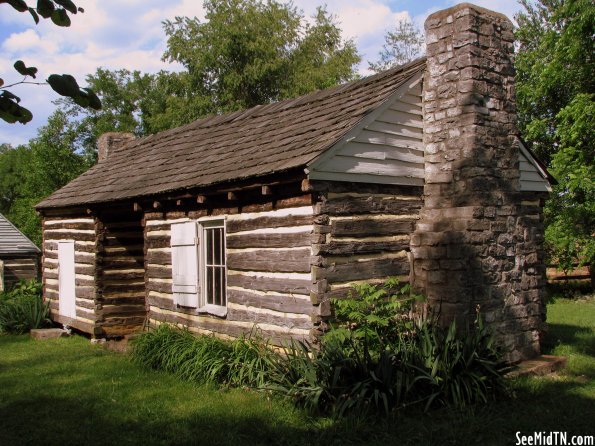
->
[197,305,227,318]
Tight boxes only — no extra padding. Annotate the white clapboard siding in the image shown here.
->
[519,142,552,192]
[171,222,199,307]
[308,74,424,186]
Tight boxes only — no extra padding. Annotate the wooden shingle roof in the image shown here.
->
[37,58,426,210]
[0,213,40,254]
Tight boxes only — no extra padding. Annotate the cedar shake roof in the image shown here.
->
[0,213,40,254]
[37,58,426,210]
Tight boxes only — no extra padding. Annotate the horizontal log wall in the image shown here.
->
[96,212,147,337]
[310,181,424,335]
[0,254,40,289]
[145,193,317,343]
[42,216,99,334]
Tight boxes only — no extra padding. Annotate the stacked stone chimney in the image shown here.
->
[97,132,136,162]
[412,3,547,363]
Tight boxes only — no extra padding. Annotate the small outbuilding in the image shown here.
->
[0,213,41,291]
[36,3,553,363]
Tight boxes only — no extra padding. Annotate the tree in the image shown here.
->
[0,0,101,124]
[515,0,595,287]
[0,110,91,244]
[60,0,361,149]
[162,0,360,117]
[368,18,424,73]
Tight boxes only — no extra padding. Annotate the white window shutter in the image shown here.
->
[171,221,199,307]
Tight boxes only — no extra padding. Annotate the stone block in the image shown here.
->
[30,328,68,340]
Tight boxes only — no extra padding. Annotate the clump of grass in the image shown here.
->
[0,280,50,334]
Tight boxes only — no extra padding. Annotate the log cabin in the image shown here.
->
[36,3,553,362]
[0,213,40,291]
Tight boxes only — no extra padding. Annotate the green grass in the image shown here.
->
[1,295,593,445]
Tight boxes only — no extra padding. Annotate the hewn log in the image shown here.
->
[146,281,172,293]
[101,271,145,280]
[146,265,172,279]
[227,274,311,295]
[147,250,171,264]
[319,197,422,216]
[97,305,146,317]
[145,237,170,249]
[228,306,312,330]
[313,240,409,256]
[74,264,95,275]
[310,181,423,195]
[44,230,96,242]
[226,232,312,249]
[331,219,415,237]
[43,221,95,231]
[227,288,312,314]
[226,214,313,233]
[275,194,312,209]
[227,249,311,273]
[313,257,410,282]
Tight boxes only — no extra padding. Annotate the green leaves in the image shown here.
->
[13,60,38,78]
[47,74,102,110]
[0,91,33,124]
[36,0,55,18]
[50,7,70,26]
[4,0,28,13]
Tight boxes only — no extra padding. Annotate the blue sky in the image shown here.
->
[0,0,524,147]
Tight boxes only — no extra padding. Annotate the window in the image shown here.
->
[200,219,227,313]
[170,218,227,316]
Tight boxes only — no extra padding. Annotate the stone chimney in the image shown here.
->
[412,3,547,363]
[97,132,136,162]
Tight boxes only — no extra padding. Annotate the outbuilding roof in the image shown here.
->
[0,213,40,254]
[36,58,426,209]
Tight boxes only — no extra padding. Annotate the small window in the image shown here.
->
[200,219,227,314]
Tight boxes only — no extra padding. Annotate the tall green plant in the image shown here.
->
[0,280,50,334]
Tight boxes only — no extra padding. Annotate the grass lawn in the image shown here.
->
[0,294,593,446]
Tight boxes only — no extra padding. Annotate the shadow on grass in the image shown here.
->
[543,323,595,356]
[0,395,316,446]
[1,378,593,446]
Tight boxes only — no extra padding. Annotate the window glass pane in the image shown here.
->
[220,267,226,306]
[206,229,213,265]
[213,228,221,265]
[207,266,214,305]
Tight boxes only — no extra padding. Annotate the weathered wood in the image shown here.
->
[228,288,312,314]
[314,257,410,282]
[43,221,95,231]
[145,237,170,249]
[319,196,422,216]
[275,194,312,209]
[226,214,313,233]
[227,249,311,273]
[331,219,415,237]
[101,271,144,281]
[228,307,312,330]
[227,274,311,295]
[74,286,96,300]
[97,305,146,317]
[146,250,171,264]
[146,280,172,293]
[74,264,95,275]
[309,180,422,196]
[301,179,313,192]
[314,239,408,256]
[44,230,96,242]
[147,294,175,311]
[226,232,312,249]
[146,265,173,279]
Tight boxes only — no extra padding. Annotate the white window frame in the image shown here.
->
[197,216,227,317]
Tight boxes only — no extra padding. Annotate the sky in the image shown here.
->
[0,0,525,147]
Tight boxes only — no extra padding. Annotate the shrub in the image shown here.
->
[0,280,50,334]
[131,280,507,418]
